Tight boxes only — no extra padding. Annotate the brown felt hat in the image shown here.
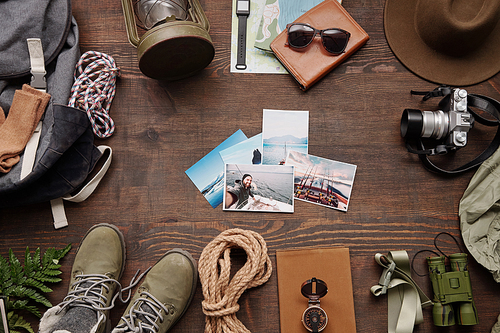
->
[384,0,500,86]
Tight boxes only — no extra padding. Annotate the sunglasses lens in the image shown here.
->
[288,24,315,48]
[322,29,349,53]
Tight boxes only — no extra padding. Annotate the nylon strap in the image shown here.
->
[371,251,432,333]
[21,38,46,180]
[25,39,67,228]
[27,38,47,92]
[50,145,113,229]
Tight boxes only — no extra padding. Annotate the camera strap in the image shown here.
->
[406,86,500,175]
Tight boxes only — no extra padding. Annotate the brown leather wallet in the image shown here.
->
[271,0,369,91]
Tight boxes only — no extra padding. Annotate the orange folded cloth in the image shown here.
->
[0,84,50,173]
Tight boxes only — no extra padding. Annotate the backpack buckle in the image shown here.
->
[30,71,47,90]
[27,38,47,92]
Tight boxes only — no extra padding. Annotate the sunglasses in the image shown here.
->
[286,23,351,54]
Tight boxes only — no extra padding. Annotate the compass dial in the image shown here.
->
[302,306,328,332]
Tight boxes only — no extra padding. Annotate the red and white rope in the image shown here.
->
[68,51,120,138]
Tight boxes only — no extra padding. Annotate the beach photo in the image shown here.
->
[223,163,294,213]
[185,130,248,208]
[285,151,356,211]
[262,109,309,165]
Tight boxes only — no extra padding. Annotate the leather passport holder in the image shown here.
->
[270,0,369,91]
[276,247,356,333]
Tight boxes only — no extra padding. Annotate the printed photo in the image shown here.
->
[262,109,309,165]
[219,133,263,165]
[285,151,356,211]
[185,129,248,208]
[223,163,294,213]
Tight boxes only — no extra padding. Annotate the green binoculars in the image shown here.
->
[426,253,478,326]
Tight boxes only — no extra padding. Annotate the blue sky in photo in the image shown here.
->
[219,133,263,165]
[185,129,248,198]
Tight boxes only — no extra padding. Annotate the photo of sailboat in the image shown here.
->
[285,151,356,211]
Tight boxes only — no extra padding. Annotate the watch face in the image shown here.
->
[302,306,328,332]
[237,0,249,13]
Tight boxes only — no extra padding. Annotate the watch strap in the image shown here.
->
[236,14,248,70]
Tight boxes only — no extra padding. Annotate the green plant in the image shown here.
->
[0,245,71,333]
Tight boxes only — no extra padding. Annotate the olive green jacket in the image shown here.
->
[459,147,500,332]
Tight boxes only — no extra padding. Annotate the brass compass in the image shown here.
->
[301,277,328,332]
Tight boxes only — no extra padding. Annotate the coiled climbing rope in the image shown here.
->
[68,51,120,138]
[198,228,272,333]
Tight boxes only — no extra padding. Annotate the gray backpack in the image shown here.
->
[0,0,110,228]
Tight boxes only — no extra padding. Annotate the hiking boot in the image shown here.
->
[39,223,126,333]
[111,249,197,333]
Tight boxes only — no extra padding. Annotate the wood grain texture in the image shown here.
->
[1,0,500,332]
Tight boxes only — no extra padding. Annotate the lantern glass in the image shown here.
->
[135,0,188,29]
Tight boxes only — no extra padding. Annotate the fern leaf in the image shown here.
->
[8,250,23,285]
[7,312,35,333]
[32,274,61,284]
[0,244,71,333]
[32,249,41,271]
[23,278,52,293]
[23,247,34,278]
[0,255,10,291]
[53,244,72,261]
[3,285,15,297]
[8,299,28,309]
[8,300,41,317]
[39,269,62,277]
[11,286,52,308]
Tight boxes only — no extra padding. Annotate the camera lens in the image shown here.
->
[401,109,449,140]
[422,110,449,140]
[400,109,423,138]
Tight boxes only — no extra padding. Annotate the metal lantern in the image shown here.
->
[121,0,215,80]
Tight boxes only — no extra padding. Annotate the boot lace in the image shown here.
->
[56,270,148,315]
[113,291,171,333]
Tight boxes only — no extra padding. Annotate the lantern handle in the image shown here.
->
[189,0,210,31]
[121,0,140,47]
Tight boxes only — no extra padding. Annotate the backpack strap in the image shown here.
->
[50,145,113,229]
[21,38,46,180]
[27,38,47,92]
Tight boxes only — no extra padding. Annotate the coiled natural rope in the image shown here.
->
[198,228,272,333]
[68,51,120,138]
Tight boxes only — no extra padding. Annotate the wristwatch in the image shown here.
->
[235,0,250,70]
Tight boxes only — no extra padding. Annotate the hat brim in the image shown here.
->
[384,0,500,86]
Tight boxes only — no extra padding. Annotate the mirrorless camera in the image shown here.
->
[401,88,473,155]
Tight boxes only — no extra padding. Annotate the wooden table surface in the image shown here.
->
[2,0,500,332]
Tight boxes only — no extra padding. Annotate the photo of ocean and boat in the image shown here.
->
[224,163,294,212]
[262,109,309,165]
[285,150,356,211]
